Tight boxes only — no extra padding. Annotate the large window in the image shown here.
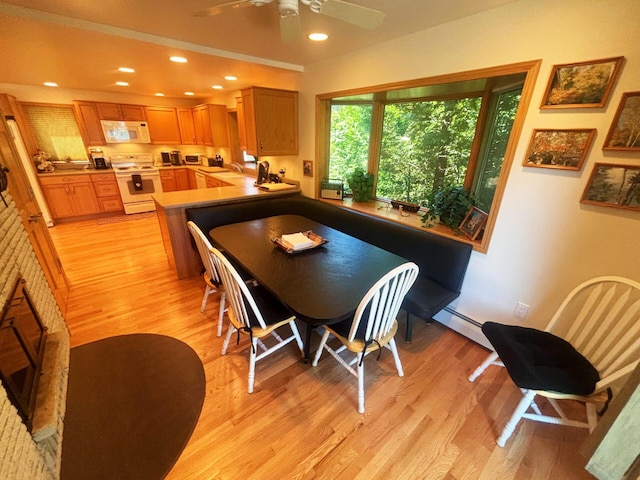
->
[317,61,541,252]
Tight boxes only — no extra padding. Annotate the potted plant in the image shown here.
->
[423,185,474,230]
[346,168,375,202]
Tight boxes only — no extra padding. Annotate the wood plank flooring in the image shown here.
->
[49,213,596,480]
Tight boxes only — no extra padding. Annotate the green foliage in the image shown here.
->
[346,168,375,202]
[426,185,474,229]
[328,104,372,182]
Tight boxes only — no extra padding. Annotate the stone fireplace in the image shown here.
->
[0,191,69,480]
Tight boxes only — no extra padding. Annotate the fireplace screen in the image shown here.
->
[0,277,47,431]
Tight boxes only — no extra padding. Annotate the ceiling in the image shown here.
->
[0,0,521,100]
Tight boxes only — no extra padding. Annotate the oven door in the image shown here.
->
[115,171,162,214]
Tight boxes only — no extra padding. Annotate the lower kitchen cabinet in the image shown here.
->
[175,168,190,191]
[160,168,191,192]
[91,172,123,213]
[39,174,101,219]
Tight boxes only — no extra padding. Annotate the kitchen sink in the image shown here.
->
[51,162,90,171]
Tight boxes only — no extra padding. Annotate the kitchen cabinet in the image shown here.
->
[39,174,101,219]
[145,107,182,145]
[91,172,123,212]
[96,102,146,121]
[235,96,247,151]
[192,104,229,147]
[177,108,197,145]
[204,176,232,188]
[73,101,106,145]
[187,168,197,189]
[239,87,298,156]
[160,168,191,192]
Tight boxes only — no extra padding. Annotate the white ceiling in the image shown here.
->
[0,0,520,100]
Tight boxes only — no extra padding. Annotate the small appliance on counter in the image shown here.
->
[89,148,109,170]
[320,179,344,200]
[169,150,182,165]
[161,151,172,166]
[184,154,203,165]
[255,160,269,185]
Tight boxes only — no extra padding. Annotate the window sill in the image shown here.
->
[318,197,485,252]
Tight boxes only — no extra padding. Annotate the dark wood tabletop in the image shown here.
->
[210,214,408,335]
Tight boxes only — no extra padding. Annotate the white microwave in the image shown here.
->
[100,120,151,144]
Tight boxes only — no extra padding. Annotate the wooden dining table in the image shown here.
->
[209,214,409,360]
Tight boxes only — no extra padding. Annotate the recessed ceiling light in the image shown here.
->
[224,76,237,81]
[43,82,58,87]
[155,93,165,97]
[116,81,129,86]
[308,33,328,41]
[170,56,188,63]
[119,67,135,73]
[212,85,223,90]
[184,91,195,96]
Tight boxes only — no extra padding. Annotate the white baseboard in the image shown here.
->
[432,309,493,351]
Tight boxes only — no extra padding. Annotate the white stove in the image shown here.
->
[110,154,162,214]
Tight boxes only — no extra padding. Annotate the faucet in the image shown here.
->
[230,162,243,174]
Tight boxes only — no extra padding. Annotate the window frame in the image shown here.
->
[315,60,541,253]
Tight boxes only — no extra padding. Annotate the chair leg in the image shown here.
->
[497,389,536,447]
[405,311,413,342]
[468,351,500,382]
[311,328,330,366]
[217,291,226,337]
[221,324,235,355]
[201,284,213,313]
[388,338,404,377]
[248,337,258,393]
[357,353,365,413]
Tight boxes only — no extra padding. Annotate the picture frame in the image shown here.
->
[303,160,313,177]
[602,92,640,151]
[459,206,488,241]
[524,128,596,170]
[581,163,640,212]
[540,56,623,109]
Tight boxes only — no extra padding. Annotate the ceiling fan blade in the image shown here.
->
[193,0,253,16]
[319,0,385,29]
[280,13,301,43]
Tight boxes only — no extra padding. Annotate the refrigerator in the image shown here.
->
[6,119,53,226]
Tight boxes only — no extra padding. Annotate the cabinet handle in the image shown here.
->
[28,213,42,223]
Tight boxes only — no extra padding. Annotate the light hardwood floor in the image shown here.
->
[49,213,596,480]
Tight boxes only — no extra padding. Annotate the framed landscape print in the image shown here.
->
[524,129,596,170]
[540,57,623,109]
[603,92,640,151]
[459,207,488,241]
[581,163,640,211]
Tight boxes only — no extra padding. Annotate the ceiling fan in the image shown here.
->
[194,0,385,43]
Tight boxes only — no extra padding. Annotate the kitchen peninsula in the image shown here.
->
[153,171,300,279]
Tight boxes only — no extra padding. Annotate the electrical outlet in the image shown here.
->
[514,302,530,319]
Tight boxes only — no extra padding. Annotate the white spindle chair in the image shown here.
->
[312,262,419,413]
[469,276,640,447]
[209,246,304,393]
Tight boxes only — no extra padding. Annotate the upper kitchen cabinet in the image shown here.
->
[177,108,196,145]
[192,104,229,147]
[96,102,146,122]
[73,101,106,145]
[239,87,298,156]
[145,106,181,144]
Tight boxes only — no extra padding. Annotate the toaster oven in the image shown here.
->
[184,155,203,165]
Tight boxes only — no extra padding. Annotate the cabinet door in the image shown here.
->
[41,184,76,219]
[192,106,205,145]
[187,168,197,189]
[145,107,182,144]
[69,183,101,215]
[254,88,298,155]
[175,168,191,191]
[160,170,177,192]
[241,89,258,155]
[74,101,105,145]
[120,104,146,121]
[95,102,124,120]
[209,104,229,148]
[205,176,220,188]
[177,108,197,144]
[235,96,247,151]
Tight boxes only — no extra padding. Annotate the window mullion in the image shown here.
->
[368,93,386,194]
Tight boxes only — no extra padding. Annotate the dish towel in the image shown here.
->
[132,174,143,191]
[281,232,314,251]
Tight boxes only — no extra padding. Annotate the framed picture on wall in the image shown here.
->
[303,160,313,177]
[524,128,596,170]
[459,207,488,241]
[581,163,640,211]
[540,56,623,109]
[603,91,640,151]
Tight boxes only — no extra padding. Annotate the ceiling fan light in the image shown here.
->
[278,0,299,16]
[308,32,328,41]
[301,0,327,14]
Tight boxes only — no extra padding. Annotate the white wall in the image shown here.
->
[297,0,640,340]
